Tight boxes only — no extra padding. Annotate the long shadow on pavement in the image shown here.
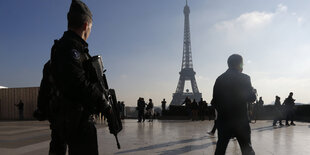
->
[115,136,212,154]
[158,141,217,155]
[252,125,289,132]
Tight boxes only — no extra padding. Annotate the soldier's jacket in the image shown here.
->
[50,31,109,125]
[212,68,256,121]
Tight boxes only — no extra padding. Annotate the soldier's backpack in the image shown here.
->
[33,60,60,121]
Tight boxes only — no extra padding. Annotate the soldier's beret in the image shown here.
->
[67,0,92,20]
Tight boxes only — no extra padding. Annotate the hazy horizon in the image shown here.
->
[1,0,310,106]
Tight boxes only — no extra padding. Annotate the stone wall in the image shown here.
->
[0,87,39,120]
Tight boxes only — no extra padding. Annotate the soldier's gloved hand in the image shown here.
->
[33,109,47,121]
[98,94,111,116]
[102,105,112,118]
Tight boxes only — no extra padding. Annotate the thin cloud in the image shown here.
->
[215,11,274,32]
[214,4,305,33]
[276,4,288,13]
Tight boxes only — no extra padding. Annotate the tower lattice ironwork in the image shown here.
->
[170,0,202,106]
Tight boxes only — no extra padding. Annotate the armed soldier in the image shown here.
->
[47,0,112,154]
[212,54,256,155]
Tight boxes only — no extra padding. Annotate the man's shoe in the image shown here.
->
[291,122,296,126]
[286,123,290,126]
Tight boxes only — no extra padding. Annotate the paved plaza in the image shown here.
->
[0,120,310,155]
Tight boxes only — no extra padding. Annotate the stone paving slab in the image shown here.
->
[0,120,310,155]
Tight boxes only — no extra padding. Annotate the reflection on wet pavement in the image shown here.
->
[0,120,310,155]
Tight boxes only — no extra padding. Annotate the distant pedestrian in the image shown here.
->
[182,97,192,119]
[161,99,166,113]
[283,92,296,126]
[250,101,259,123]
[137,97,146,122]
[257,97,264,116]
[258,97,264,107]
[118,101,124,119]
[15,100,24,120]
[208,101,217,136]
[121,102,125,119]
[191,99,198,121]
[273,96,284,126]
[147,99,154,122]
[198,98,206,121]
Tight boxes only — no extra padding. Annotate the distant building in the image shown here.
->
[125,107,138,118]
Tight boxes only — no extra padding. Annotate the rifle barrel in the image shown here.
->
[115,134,121,149]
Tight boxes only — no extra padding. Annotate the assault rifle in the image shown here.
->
[88,55,122,149]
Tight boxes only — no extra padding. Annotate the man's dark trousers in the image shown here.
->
[138,110,144,122]
[215,120,255,155]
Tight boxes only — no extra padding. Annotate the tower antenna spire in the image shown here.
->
[170,0,202,106]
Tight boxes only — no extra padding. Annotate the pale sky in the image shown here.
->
[1,0,310,106]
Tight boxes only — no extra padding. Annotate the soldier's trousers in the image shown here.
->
[49,126,67,155]
[215,121,255,155]
[49,121,98,155]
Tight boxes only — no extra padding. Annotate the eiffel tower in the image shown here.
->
[170,0,202,106]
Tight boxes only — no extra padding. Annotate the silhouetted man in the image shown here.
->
[198,98,206,121]
[258,97,264,107]
[118,101,124,119]
[147,99,154,122]
[121,102,125,119]
[212,54,256,155]
[161,98,166,112]
[15,100,24,120]
[257,97,264,115]
[182,97,192,119]
[137,98,146,122]
[283,92,296,126]
[190,99,198,121]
